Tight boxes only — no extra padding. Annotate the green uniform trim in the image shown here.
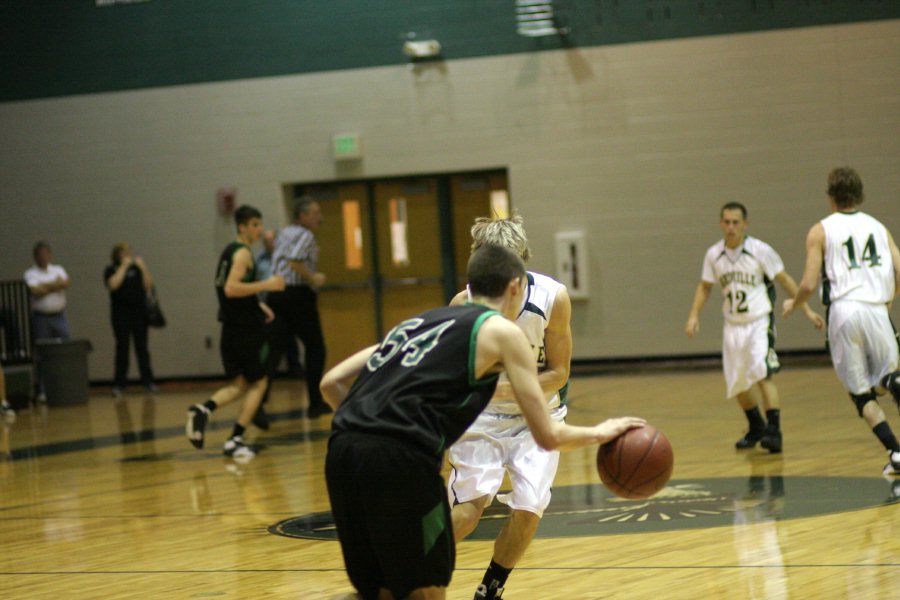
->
[421,501,447,557]
[468,309,501,388]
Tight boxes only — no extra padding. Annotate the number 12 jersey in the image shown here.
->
[701,236,785,324]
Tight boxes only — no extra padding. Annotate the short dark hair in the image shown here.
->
[293,196,317,220]
[720,202,747,220]
[32,241,50,259]
[467,245,526,298]
[827,167,864,209]
[110,242,128,264]
[234,204,262,227]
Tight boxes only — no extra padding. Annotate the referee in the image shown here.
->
[269,196,330,417]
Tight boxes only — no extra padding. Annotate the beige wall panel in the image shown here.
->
[0,20,898,378]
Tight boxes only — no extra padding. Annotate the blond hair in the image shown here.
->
[470,214,531,262]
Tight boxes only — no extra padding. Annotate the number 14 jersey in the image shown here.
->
[821,211,895,305]
[701,236,784,325]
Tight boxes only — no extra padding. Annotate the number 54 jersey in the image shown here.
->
[821,211,895,306]
[701,236,785,325]
[331,304,501,458]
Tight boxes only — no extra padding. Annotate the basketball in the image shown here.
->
[596,425,673,499]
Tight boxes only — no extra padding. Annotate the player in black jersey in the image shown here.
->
[321,245,645,600]
[185,205,285,460]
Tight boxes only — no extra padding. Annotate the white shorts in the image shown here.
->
[447,406,567,517]
[828,301,899,395]
[722,316,780,398]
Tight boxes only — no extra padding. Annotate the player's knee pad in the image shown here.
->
[850,391,876,417]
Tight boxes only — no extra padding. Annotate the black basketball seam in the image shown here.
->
[618,429,658,493]
[599,440,622,488]
[632,463,674,490]
[628,442,673,495]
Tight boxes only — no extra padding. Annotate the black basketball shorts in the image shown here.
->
[325,431,455,599]
[219,325,268,383]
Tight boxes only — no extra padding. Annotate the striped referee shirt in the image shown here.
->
[272,224,318,287]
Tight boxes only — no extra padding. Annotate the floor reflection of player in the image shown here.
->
[732,462,787,600]
[0,420,10,462]
[189,472,215,515]
[846,501,898,597]
[114,395,157,455]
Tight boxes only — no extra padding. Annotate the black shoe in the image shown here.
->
[306,402,333,419]
[735,430,764,450]
[760,430,783,454]
[186,405,209,449]
[252,404,270,431]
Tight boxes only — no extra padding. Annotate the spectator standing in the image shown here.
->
[104,242,158,397]
[24,241,70,402]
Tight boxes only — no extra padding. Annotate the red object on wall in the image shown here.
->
[216,188,237,217]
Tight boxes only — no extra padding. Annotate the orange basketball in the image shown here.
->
[596,424,673,499]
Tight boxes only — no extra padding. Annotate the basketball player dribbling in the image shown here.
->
[320,245,645,600]
[447,215,572,600]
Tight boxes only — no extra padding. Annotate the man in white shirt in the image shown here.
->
[686,203,823,454]
[784,167,900,476]
[24,241,71,400]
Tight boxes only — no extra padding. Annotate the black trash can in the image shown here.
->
[35,339,93,405]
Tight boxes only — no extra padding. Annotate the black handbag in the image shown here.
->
[146,286,167,328]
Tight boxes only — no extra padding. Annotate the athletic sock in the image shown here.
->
[231,423,246,439]
[479,560,511,599]
[203,399,217,412]
[882,371,900,391]
[872,422,900,453]
[765,409,780,431]
[744,407,765,432]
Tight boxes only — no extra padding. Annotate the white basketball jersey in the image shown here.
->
[701,236,784,324]
[479,271,567,415]
[821,211,895,305]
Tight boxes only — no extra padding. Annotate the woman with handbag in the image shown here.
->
[104,242,159,397]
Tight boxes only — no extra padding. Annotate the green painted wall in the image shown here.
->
[2,0,898,102]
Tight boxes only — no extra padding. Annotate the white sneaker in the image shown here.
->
[474,583,505,600]
[1,400,15,424]
[883,451,900,477]
[223,436,256,463]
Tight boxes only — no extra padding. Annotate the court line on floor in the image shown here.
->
[1,562,899,576]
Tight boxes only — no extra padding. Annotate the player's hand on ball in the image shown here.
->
[593,417,646,445]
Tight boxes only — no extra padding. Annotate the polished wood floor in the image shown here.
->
[1,365,898,599]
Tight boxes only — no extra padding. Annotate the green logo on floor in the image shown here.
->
[269,476,899,540]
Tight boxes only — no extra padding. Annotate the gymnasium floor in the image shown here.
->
[1,365,898,599]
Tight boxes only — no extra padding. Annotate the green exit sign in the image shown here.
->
[333,132,362,160]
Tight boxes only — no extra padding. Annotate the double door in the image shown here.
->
[294,171,508,367]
